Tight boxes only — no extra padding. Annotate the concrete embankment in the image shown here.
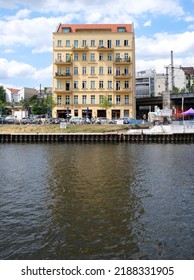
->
[0,132,194,143]
[1,125,194,143]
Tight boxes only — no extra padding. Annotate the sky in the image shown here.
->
[0,0,194,90]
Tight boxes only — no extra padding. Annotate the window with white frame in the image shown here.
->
[116,67,120,76]
[108,95,112,104]
[74,81,78,89]
[82,67,87,75]
[116,81,120,90]
[82,81,87,88]
[74,53,78,61]
[107,53,112,61]
[74,95,78,104]
[125,95,129,104]
[99,40,103,47]
[91,95,95,104]
[91,40,95,46]
[117,27,126,32]
[57,81,62,89]
[66,40,70,47]
[99,80,104,89]
[90,53,95,60]
[99,67,103,75]
[99,53,103,60]
[82,53,87,61]
[62,27,71,33]
[57,66,62,74]
[124,81,129,88]
[124,66,129,75]
[90,67,95,75]
[66,66,70,74]
[57,40,62,46]
[82,40,87,47]
[108,81,112,89]
[74,67,78,75]
[57,53,62,61]
[57,95,62,105]
[116,95,121,105]
[66,53,71,61]
[99,95,103,104]
[65,81,70,91]
[82,95,87,104]
[115,53,120,61]
[124,40,128,46]
[108,67,112,74]
[116,40,120,46]
[74,40,78,48]
[90,81,95,89]
[66,95,70,105]
[124,53,129,61]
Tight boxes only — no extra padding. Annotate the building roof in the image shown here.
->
[7,88,20,94]
[56,23,133,33]
[181,67,194,75]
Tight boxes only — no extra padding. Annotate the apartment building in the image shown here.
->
[52,24,136,119]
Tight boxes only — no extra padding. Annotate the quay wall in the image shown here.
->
[0,132,194,143]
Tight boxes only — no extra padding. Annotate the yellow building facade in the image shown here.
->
[52,24,136,119]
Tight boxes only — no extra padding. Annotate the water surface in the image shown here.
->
[0,143,194,259]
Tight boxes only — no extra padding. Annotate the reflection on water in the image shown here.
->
[0,143,194,260]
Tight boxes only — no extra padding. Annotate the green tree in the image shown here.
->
[0,86,6,116]
[0,86,6,102]
[29,94,55,116]
[100,95,112,118]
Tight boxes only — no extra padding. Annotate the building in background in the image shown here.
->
[52,23,136,119]
[5,87,38,103]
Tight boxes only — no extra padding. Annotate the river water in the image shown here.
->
[0,143,194,260]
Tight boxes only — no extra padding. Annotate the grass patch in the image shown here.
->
[0,124,130,134]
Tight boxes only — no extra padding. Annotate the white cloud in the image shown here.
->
[6,9,31,20]
[0,0,185,18]
[3,49,15,54]
[136,31,194,60]
[143,20,152,27]
[184,16,194,22]
[0,58,52,82]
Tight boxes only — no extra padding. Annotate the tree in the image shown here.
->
[0,86,6,116]
[100,95,112,118]
[0,86,6,102]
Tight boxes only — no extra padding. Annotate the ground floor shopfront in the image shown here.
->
[54,107,134,120]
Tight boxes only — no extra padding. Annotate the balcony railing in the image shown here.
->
[55,73,72,78]
[114,58,131,63]
[115,73,131,78]
[55,88,72,92]
[72,46,89,52]
[55,59,72,64]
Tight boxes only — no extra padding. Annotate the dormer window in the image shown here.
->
[62,27,71,33]
[117,27,126,32]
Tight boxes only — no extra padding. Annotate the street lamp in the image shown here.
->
[86,107,89,118]
[66,107,70,120]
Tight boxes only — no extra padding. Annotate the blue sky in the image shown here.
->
[0,0,194,89]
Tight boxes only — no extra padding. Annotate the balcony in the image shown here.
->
[114,58,131,64]
[115,87,132,92]
[55,59,72,65]
[97,45,114,51]
[55,73,72,78]
[114,73,132,79]
[54,88,73,93]
[72,46,89,52]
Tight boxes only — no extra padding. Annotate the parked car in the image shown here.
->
[95,117,110,124]
[128,118,142,125]
[0,117,6,124]
[69,116,84,124]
